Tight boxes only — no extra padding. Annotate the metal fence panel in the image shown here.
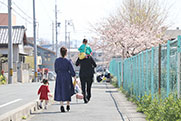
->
[109,36,181,100]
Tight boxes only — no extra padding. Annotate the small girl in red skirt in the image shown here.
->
[38,79,51,109]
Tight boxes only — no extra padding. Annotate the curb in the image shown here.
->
[0,100,39,121]
[0,96,54,121]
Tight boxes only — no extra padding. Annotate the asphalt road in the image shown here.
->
[0,81,55,116]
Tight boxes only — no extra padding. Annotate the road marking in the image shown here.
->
[0,99,22,108]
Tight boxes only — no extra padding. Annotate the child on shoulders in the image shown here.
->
[78,39,92,59]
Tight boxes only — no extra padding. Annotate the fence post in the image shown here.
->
[133,57,136,95]
[167,40,170,97]
[126,59,128,91]
[120,59,123,88]
[118,61,121,88]
[128,59,130,92]
[146,50,149,95]
[138,54,141,98]
[151,47,154,99]
[126,60,128,91]
[141,52,144,96]
[177,36,181,98]
[135,56,138,99]
[114,60,116,76]
[158,44,161,95]
[123,60,125,89]
[123,60,126,89]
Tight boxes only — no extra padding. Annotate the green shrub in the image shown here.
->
[119,86,181,121]
[138,94,181,121]
[137,93,152,113]
[111,77,118,88]
[0,74,6,85]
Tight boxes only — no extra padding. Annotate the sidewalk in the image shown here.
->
[28,83,146,121]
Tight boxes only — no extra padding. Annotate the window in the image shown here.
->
[98,53,102,57]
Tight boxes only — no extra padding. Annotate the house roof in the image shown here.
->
[0,26,26,44]
[26,41,56,55]
[165,29,181,39]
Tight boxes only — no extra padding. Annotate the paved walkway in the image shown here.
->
[28,83,146,121]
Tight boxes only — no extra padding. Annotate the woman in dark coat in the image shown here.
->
[54,47,76,112]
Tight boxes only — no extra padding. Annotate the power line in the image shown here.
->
[0,1,7,7]
[39,0,53,21]
[12,2,33,20]
[0,1,10,24]
[0,1,33,24]
[12,8,33,24]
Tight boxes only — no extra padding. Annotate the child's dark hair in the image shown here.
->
[42,79,48,84]
[83,39,88,44]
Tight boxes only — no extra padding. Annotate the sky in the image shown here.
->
[0,0,181,46]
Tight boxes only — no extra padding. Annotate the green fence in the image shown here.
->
[109,36,181,99]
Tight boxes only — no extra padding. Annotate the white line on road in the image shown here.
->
[0,99,22,108]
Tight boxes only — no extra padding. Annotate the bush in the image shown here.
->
[119,86,181,121]
[0,74,6,85]
[137,93,152,113]
[111,76,118,88]
[137,94,181,121]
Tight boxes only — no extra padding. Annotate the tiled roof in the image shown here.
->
[0,26,26,44]
[26,41,56,55]
[165,30,181,39]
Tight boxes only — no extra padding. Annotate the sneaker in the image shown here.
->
[39,104,42,109]
[44,105,47,110]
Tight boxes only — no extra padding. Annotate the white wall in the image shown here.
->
[0,45,19,62]
[4,70,31,83]
[4,72,17,83]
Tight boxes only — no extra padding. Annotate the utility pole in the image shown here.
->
[65,20,67,48]
[68,32,70,59]
[52,22,54,51]
[8,0,13,84]
[55,0,58,57]
[33,0,37,82]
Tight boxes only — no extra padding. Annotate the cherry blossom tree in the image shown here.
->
[90,0,169,62]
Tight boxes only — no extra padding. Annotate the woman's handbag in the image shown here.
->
[76,93,83,99]
[73,79,84,101]
[73,79,76,87]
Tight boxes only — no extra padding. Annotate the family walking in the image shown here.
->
[54,39,97,112]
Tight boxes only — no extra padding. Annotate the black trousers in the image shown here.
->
[80,76,93,101]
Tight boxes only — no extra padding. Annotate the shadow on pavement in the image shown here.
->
[31,111,61,115]
[52,102,85,106]
[105,90,119,93]
[92,85,115,89]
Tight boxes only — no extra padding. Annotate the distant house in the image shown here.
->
[0,26,31,83]
[165,28,181,40]
[26,41,56,71]
[41,44,53,51]
[0,26,28,63]
[0,13,16,26]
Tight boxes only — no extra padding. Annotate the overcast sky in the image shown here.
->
[0,0,181,46]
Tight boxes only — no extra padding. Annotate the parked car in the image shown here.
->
[48,71,56,81]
